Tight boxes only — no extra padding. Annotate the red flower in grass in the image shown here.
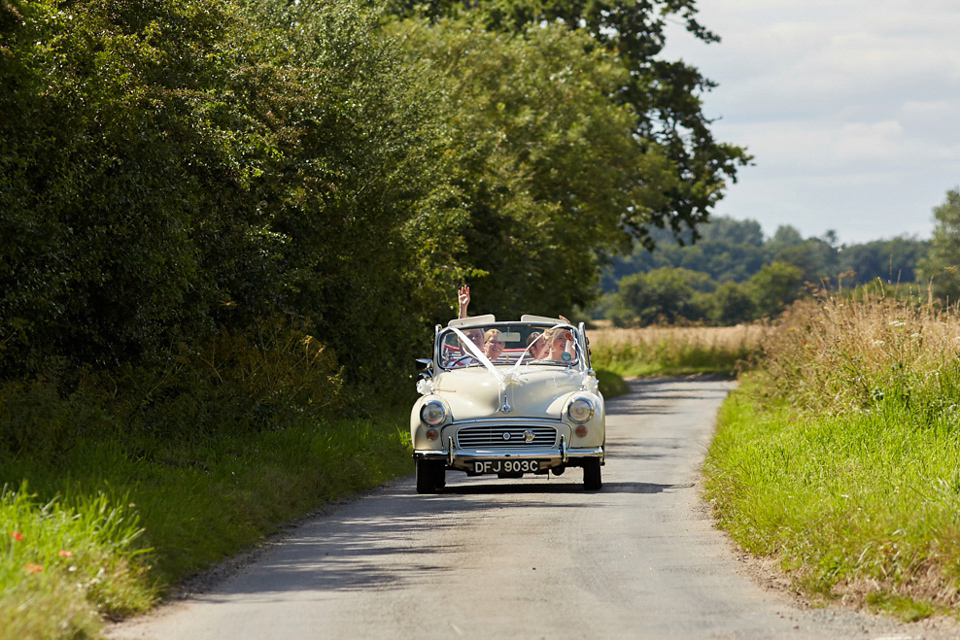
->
[58,550,73,558]
[10,531,23,541]
[23,563,43,574]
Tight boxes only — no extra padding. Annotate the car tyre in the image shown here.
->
[583,458,602,491]
[416,459,444,494]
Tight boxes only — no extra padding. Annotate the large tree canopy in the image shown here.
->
[381,0,752,249]
[0,0,750,398]
[390,14,673,317]
[0,0,460,383]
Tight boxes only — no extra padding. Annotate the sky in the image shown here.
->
[659,0,960,245]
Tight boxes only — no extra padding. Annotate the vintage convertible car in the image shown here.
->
[410,314,605,493]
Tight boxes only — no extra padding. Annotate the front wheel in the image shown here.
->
[583,458,602,491]
[416,459,445,494]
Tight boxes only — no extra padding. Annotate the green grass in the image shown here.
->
[705,296,960,621]
[588,325,761,378]
[0,320,632,640]
[0,410,412,639]
[595,368,630,398]
[594,343,750,377]
[1,486,150,638]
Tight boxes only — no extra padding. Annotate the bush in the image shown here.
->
[0,317,345,457]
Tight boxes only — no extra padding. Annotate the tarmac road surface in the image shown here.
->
[107,377,955,640]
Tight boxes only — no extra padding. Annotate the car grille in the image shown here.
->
[456,425,557,448]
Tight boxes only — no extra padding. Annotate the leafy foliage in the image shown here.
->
[600,214,932,325]
[0,0,463,390]
[918,188,960,301]
[391,15,674,317]
[0,0,752,464]
[382,0,752,248]
[609,267,709,326]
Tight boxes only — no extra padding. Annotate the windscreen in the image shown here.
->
[438,323,579,370]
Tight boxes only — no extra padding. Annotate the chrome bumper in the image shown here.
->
[414,436,604,471]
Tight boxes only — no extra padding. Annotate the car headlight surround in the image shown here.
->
[420,400,447,426]
[567,397,594,424]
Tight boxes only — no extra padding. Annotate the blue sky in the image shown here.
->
[660,0,960,245]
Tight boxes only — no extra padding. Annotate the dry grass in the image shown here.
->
[587,324,765,376]
[756,295,960,414]
[588,324,766,350]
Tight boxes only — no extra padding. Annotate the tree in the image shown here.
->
[840,236,928,286]
[610,267,711,325]
[748,262,804,318]
[382,0,751,249]
[601,215,765,290]
[917,188,960,302]
[392,15,659,317]
[710,281,756,325]
[0,0,462,386]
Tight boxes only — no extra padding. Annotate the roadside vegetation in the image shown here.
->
[3,0,957,635]
[705,294,960,621]
[4,0,721,635]
[588,324,763,377]
[1,405,411,638]
[596,214,930,328]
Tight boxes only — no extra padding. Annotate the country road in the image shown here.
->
[108,377,952,640]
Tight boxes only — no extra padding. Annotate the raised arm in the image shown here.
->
[458,285,471,319]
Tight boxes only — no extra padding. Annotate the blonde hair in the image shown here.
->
[542,327,567,345]
[542,327,573,358]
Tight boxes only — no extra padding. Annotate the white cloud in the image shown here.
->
[657,0,960,243]
[834,120,903,160]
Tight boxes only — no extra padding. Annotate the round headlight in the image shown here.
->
[420,400,446,426]
[567,397,594,424]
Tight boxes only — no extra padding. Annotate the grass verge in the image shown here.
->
[705,297,960,621]
[595,368,630,399]
[1,409,412,640]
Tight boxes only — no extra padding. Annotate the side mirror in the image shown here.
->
[416,358,433,379]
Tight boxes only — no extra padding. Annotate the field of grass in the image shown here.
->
[705,296,960,621]
[588,323,764,377]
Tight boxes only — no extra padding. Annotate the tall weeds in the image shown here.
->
[755,296,960,416]
[707,294,960,619]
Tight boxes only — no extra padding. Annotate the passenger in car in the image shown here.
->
[541,326,574,362]
[444,328,484,367]
[483,329,505,361]
[525,331,547,360]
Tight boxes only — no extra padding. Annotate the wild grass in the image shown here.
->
[588,324,764,377]
[0,408,412,640]
[1,486,151,638]
[706,295,960,620]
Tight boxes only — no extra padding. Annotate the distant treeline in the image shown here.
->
[597,216,933,326]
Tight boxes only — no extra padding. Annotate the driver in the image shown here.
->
[445,328,484,367]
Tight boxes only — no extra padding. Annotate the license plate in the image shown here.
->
[472,460,539,474]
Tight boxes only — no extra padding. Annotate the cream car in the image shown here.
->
[411,315,605,493]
